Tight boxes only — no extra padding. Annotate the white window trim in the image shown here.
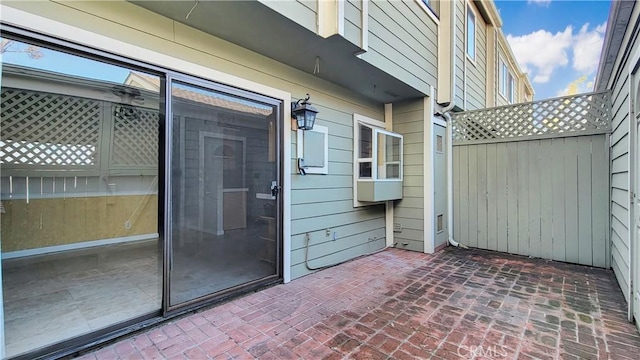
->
[353,113,385,208]
[499,58,507,96]
[296,124,329,174]
[415,0,440,25]
[499,57,517,104]
[509,76,515,103]
[362,128,403,182]
[466,3,477,63]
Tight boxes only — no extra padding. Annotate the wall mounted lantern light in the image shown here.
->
[291,94,318,131]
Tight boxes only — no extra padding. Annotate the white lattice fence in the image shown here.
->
[110,105,159,169]
[451,90,611,144]
[0,88,101,168]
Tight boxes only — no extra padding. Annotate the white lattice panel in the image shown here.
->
[0,88,101,166]
[451,91,611,144]
[110,105,159,168]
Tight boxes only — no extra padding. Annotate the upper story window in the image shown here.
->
[466,5,476,60]
[500,59,516,103]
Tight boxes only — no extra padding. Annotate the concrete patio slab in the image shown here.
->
[78,247,640,359]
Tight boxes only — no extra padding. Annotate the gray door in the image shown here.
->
[434,124,447,248]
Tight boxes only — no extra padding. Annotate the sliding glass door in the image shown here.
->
[0,37,162,358]
[0,33,283,358]
[167,79,281,307]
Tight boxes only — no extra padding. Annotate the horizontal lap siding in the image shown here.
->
[453,136,609,268]
[608,31,635,301]
[259,0,317,33]
[393,100,425,252]
[11,0,389,281]
[455,0,465,106]
[290,106,386,279]
[344,0,362,47]
[363,0,437,94]
[465,3,487,111]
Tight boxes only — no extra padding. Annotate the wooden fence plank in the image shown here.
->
[486,143,498,251]
[459,146,469,246]
[507,142,519,253]
[528,141,541,258]
[477,144,488,249]
[539,139,554,260]
[577,136,593,265]
[564,137,579,263]
[517,142,530,256]
[591,135,609,267]
[496,143,508,252]
[551,138,566,261]
[468,147,478,248]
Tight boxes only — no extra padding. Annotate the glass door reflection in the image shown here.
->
[169,80,280,306]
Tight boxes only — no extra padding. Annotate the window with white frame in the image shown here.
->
[466,5,476,60]
[500,59,515,103]
[357,123,402,181]
[353,114,403,204]
[509,76,515,103]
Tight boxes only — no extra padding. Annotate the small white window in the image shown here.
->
[357,124,402,181]
[297,124,328,174]
[509,76,515,103]
[466,5,476,60]
[500,60,508,96]
[353,114,403,205]
[500,58,516,104]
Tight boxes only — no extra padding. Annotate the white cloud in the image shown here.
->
[528,0,552,6]
[506,22,607,85]
[572,22,607,74]
[556,76,596,97]
[506,27,573,84]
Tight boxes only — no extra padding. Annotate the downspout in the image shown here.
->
[437,0,466,249]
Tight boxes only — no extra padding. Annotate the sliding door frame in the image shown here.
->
[0,24,286,359]
[163,74,284,315]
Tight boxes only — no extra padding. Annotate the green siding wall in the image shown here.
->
[455,0,465,107]
[361,0,437,94]
[259,0,317,34]
[290,105,387,279]
[392,99,425,252]
[345,0,363,47]
[465,6,487,110]
[607,25,640,301]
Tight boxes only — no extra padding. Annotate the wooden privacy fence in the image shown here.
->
[451,91,611,267]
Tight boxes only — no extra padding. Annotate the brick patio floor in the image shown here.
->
[79,247,640,359]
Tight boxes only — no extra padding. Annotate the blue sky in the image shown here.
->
[495,0,611,100]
